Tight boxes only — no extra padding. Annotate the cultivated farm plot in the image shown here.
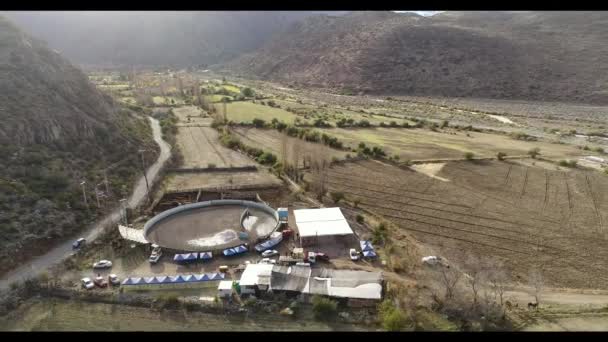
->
[172,106,207,122]
[232,127,348,167]
[176,126,255,168]
[324,128,588,161]
[165,171,282,193]
[213,101,299,124]
[308,159,608,289]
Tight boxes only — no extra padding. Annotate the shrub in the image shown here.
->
[383,308,408,331]
[390,121,398,127]
[207,163,216,169]
[257,152,277,165]
[528,147,541,159]
[595,147,605,154]
[241,87,254,98]
[353,198,361,208]
[441,120,449,128]
[496,152,507,161]
[464,152,475,160]
[583,145,590,151]
[558,160,577,168]
[330,192,345,203]
[312,295,338,320]
[252,118,266,128]
[356,214,365,224]
[358,120,371,127]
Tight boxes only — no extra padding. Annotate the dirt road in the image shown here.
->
[0,117,171,291]
[506,287,608,307]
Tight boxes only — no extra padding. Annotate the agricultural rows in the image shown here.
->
[319,160,608,289]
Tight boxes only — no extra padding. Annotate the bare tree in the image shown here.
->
[290,138,301,180]
[485,258,509,307]
[463,252,484,309]
[528,266,544,306]
[309,145,330,200]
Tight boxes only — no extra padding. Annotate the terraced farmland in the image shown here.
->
[307,159,608,289]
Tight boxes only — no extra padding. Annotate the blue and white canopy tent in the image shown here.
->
[360,240,375,252]
[363,250,377,258]
[223,244,248,256]
[121,273,226,286]
[174,253,198,262]
[199,252,213,261]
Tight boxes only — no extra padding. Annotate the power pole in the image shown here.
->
[80,180,88,209]
[103,169,110,197]
[119,198,128,225]
[94,184,101,208]
[223,101,227,123]
[139,149,151,203]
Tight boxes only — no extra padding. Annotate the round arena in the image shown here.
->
[143,200,279,251]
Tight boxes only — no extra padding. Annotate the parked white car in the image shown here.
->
[422,256,446,266]
[261,249,279,258]
[81,277,94,290]
[108,274,120,286]
[92,260,113,269]
[350,249,360,261]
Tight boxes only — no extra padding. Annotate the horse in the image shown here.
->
[528,302,538,310]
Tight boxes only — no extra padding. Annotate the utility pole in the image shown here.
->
[103,169,110,197]
[139,149,151,203]
[119,198,128,225]
[94,184,101,208]
[80,180,88,209]
[223,101,227,123]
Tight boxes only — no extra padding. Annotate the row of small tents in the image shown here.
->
[122,273,225,286]
[173,252,212,262]
[360,240,377,258]
[172,244,248,262]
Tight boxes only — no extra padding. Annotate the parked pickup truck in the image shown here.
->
[278,256,304,265]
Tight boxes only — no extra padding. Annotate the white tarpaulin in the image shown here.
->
[118,225,149,244]
[293,207,354,237]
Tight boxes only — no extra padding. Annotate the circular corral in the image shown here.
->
[143,200,279,251]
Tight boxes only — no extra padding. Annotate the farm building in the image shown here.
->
[293,207,355,248]
[238,263,383,307]
[239,263,274,295]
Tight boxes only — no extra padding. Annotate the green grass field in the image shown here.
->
[214,101,298,124]
[204,95,234,103]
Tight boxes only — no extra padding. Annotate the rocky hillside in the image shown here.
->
[225,11,608,104]
[0,16,157,275]
[3,11,346,68]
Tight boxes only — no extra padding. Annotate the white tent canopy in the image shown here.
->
[293,207,354,238]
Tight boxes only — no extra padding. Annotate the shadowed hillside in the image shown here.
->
[0,16,157,275]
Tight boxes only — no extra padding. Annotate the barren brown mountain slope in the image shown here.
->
[226,11,608,104]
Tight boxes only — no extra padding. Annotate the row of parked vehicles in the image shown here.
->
[81,274,120,289]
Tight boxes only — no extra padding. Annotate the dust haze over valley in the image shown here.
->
[1,10,608,332]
